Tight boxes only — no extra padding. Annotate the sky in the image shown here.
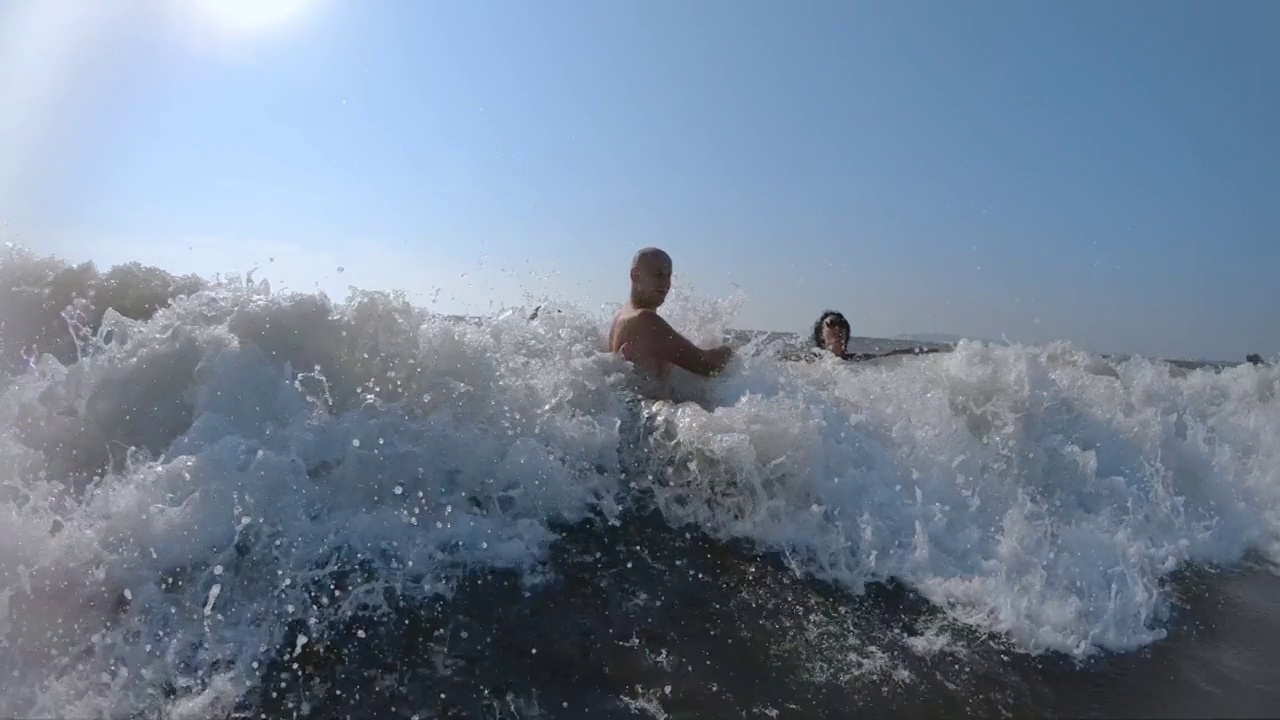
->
[2,0,1278,361]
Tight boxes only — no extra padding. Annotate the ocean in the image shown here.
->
[1,246,1278,719]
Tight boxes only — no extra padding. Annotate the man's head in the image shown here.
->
[813,310,850,356]
[629,247,673,309]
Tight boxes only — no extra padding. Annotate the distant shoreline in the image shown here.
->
[712,327,1245,370]
[519,310,1251,369]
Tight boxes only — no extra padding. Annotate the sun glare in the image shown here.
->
[188,0,313,37]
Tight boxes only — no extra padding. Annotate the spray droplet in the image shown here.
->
[352,439,361,447]
[336,266,345,273]
[394,485,404,495]
[213,565,224,576]
[203,584,222,616]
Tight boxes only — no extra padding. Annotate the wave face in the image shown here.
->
[1,248,1278,718]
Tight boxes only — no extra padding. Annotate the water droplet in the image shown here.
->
[394,486,404,495]
[213,565,223,576]
[352,439,361,447]
[123,589,133,600]
[336,266,345,273]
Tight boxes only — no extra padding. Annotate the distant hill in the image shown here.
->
[895,332,1009,346]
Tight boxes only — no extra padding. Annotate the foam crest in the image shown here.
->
[0,281,631,716]
[638,340,1280,656]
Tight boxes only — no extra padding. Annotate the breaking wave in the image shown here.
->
[1,246,1277,717]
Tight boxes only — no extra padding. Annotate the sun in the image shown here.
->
[188,0,313,37]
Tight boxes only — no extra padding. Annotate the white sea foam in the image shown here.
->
[0,269,1277,716]
[0,280,631,716]
[640,339,1280,657]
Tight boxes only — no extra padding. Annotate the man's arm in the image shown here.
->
[632,311,732,376]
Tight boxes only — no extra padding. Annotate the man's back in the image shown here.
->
[609,304,732,380]
[609,306,670,379]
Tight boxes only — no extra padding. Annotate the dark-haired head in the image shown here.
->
[812,310,850,355]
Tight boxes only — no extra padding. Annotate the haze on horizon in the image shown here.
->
[2,0,1277,362]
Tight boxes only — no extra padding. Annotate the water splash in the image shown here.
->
[0,249,1277,717]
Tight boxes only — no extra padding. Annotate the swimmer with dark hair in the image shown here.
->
[810,310,944,362]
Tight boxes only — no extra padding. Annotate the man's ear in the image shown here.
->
[629,267,639,282]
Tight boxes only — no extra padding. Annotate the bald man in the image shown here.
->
[608,248,734,388]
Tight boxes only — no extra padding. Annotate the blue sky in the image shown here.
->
[3,0,1277,361]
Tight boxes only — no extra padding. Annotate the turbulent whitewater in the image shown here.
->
[1,248,1278,718]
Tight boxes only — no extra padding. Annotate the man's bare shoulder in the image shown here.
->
[618,308,673,335]
[613,306,662,328]
[609,307,672,353]
[618,306,663,323]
